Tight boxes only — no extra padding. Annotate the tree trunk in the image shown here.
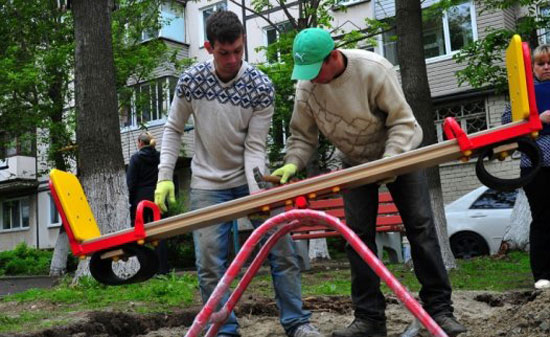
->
[395,0,456,269]
[50,230,70,276]
[49,69,72,276]
[72,0,133,282]
[501,188,530,251]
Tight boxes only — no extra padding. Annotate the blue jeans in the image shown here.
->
[191,185,311,336]
[342,169,453,322]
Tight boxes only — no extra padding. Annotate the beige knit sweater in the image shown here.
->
[285,49,423,169]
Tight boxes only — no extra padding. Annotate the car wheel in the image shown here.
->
[450,231,490,259]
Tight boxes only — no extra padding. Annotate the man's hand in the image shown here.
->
[272,163,298,184]
[377,154,396,185]
[154,180,176,213]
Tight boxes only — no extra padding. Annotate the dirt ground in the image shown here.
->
[3,288,550,337]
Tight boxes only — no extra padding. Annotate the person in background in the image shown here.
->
[127,131,169,275]
[153,11,320,337]
[502,44,550,290]
[273,28,467,337]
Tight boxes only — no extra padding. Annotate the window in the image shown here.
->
[49,194,61,227]
[540,6,550,44]
[264,22,293,63]
[159,2,185,43]
[140,1,185,43]
[0,133,35,158]
[423,1,476,58]
[1,198,30,231]
[381,26,398,65]
[434,98,487,142]
[380,1,476,63]
[200,1,227,44]
[120,76,178,128]
[470,189,517,209]
[336,0,364,6]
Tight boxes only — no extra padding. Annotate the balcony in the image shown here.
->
[0,156,38,193]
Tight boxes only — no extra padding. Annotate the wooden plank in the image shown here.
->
[82,122,523,244]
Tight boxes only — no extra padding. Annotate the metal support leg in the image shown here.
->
[185,210,448,337]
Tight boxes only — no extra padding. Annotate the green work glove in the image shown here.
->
[154,180,176,213]
[272,163,298,184]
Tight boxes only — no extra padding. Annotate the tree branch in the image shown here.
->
[228,0,283,32]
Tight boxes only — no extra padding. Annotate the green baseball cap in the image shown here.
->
[292,28,335,80]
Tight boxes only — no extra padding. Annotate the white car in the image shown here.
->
[445,186,518,259]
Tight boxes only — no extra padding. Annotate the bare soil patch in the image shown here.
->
[3,289,550,337]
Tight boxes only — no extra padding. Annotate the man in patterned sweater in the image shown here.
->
[154,11,320,337]
[273,28,467,337]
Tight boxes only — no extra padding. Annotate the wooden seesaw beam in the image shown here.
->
[85,121,524,244]
[51,34,541,257]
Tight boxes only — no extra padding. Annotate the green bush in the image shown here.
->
[0,242,78,276]
[0,243,52,276]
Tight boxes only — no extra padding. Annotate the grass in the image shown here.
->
[0,251,533,333]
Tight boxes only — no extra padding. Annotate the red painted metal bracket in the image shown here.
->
[49,178,159,257]
[443,41,542,156]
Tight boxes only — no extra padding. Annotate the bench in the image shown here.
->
[290,192,405,264]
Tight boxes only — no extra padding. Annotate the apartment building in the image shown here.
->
[1,0,548,251]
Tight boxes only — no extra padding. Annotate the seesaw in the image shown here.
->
[50,35,542,285]
[49,34,543,337]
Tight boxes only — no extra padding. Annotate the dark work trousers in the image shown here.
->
[342,169,453,322]
[521,167,550,281]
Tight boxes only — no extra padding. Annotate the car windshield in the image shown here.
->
[470,189,518,209]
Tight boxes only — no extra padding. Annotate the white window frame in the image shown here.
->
[1,197,30,232]
[120,76,178,131]
[199,1,227,46]
[539,5,550,45]
[263,21,293,63]
[48,193,61,228]
[377,1,477,65]
[336,0,365,6]
[139,1,185,43]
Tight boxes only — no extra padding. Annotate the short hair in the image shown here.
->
[533,44,550,62]
[206,11,244,46]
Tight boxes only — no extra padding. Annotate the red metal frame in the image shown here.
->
[443,41,542,154]
[49,178,158,256]
[184,209,448,337]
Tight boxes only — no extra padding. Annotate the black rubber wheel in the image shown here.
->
[89,243,159,286]
[450,231,490,259]
[476,137,541,192]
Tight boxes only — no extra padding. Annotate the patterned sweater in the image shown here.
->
[285,49,423,169]
[158,60,274,192]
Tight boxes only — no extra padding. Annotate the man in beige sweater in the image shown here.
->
[273,28,467,337]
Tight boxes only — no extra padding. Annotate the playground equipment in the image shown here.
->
[50,35,542,336]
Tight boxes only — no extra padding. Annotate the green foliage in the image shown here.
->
[4,273,197,308]
[0,242,78,276]
[0,243,52,276]
[0,0,180,169]
[452,0,550,91]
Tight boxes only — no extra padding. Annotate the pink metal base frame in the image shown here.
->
[185,209,448,337]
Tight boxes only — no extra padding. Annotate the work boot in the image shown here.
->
[289,323,322,337]
[332,318,387,337]
[433,314,467,337]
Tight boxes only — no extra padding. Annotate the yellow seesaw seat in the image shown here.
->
[506,34,530,122]
[49,169,101,242]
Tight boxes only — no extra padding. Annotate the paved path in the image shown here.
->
[0,276,58,296]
